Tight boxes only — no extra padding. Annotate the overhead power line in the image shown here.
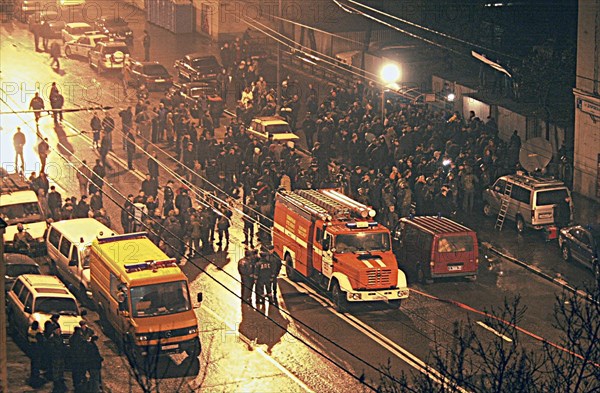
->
[343,0,521,61]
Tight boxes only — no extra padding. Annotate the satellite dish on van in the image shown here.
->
[519,137,553,173]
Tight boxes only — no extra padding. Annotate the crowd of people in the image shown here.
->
[28,315,102,392]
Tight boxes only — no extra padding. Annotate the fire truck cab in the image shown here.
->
[273,189,409,310]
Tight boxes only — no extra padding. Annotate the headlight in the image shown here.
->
[188,327,197,335]
[136,335,148,341]
[351,293,361,300]
[398,290,409,297]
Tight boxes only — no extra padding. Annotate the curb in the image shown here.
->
[481,241,596,302]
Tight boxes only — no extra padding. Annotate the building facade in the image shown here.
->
[573,0,600,201]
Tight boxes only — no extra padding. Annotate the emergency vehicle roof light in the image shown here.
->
[124,258,178,273]
[346,222,378,229]
[97,232,148,244]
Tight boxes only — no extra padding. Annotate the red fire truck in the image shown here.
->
[272,189,409,310]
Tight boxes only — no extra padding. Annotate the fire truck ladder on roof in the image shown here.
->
[295,189,371,220]
[495,182,513,231]
[282,191,330,219]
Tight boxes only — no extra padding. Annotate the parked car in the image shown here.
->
[94,17,133,42]
[4,254,41,291]
[7,274,86,344]
[64,33,110,58]
[482,172,573,233]
[88,39,130,73]
[61,22,93,43]
[247,116,299,142]
[174,53,222,82]
[559,224,600,280]
[124,60,173,90]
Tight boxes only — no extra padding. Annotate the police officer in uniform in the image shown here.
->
[238,250,256,305]
[255,249,273,310]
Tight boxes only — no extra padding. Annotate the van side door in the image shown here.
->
[68,243,81,286]
[510,185,531,223]
[47,227,61,265]
[58,236,72,281]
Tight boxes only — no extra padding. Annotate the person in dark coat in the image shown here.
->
[238,250,256,305]
[48,326,67,392]
[27,321,44,388]
[554,197,571,228]
[125,130,136,170]
[90,113,102,149]
[75,195,90,219]
[90,160,105,195]
[254,250,272,310]
[99,132,112,170]
[148,152,159,179]
[47,186,62,220]
[85,336,103,393]
[121,194,134,233]
[68,326,87,392]
[434,186,454,217]
[162,209,183,261]
[163,180,175,216]
[267,245,282,306]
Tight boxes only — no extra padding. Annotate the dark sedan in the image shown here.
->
[559,224,600,279]
[174,54,221,82]
[5,253,41,290]
[125,60,173,90]
[95,17,133,42]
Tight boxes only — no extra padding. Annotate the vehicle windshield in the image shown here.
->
[266,124,293,134]
[335,232,391,253]
[6,264,40,277]
[0,202,43,225]
[35,297,79,315]
[143,64,168,76]
[437,235,474,253]
[70,26,91,35]
[104,45,130,55]
[536,189,569,206]
[191,57,218,69]
[130,280,191,318]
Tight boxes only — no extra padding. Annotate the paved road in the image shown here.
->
[2,5,599,392]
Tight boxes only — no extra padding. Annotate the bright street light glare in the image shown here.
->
[380,63,401,84]
[447,93,456,102]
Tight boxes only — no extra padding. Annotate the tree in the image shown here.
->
[378,287,600,392]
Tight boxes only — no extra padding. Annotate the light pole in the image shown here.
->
[380,63,401,122]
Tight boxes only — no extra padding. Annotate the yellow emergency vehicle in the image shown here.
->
[89,232,201,358]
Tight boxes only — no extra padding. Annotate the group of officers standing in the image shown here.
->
[237,244,282,311]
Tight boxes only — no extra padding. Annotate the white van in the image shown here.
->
[46,218,116,298]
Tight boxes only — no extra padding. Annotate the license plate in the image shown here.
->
[448,265,463,271]
[162,344,178,350]
[155,79,165,82]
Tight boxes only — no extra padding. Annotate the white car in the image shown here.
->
[64,33,109,58]
[247,116,299,142]
[61,22,93,43]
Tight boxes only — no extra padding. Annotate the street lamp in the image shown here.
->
[380,63,401,122]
